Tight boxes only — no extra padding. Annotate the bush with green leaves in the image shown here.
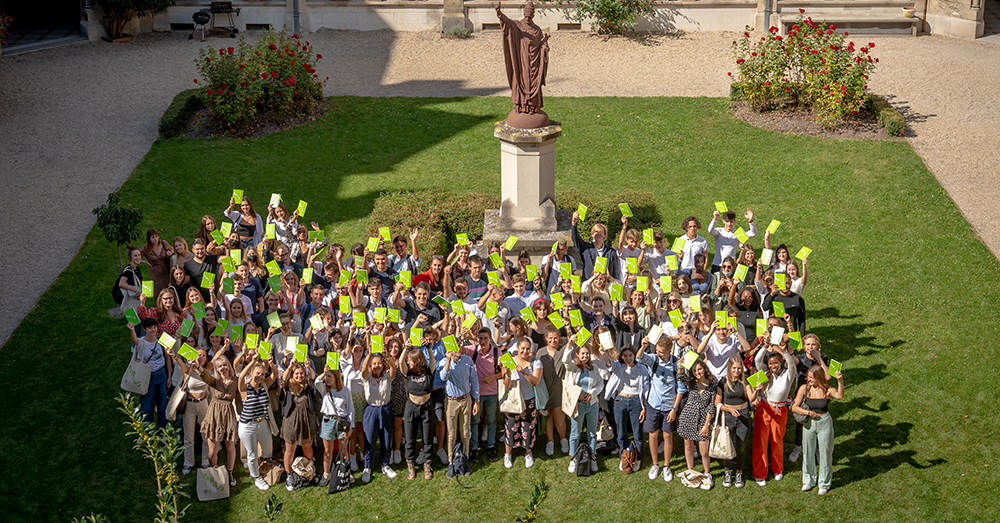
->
[729,13,879,129]
[195,29,326,133]
[563,0,654,35]
[368,191,500,255]
[93,190,143,271]
[96,0,174,39]
[556,188,661,241]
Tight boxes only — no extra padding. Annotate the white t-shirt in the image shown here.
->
[617,246,643,281]
[703,334,741,380]
[679,235,709,270]
[644,247,677,278]
[511,358,543,401]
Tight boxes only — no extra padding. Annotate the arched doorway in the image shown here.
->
[1,0,83,52]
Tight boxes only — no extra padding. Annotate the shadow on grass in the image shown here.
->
[805,307,905,361]
[833,414,946,488]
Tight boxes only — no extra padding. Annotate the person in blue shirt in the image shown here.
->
[638,335,688,482]
[440,327,481,477]
[503,274,539,317]
[415,327,450,466]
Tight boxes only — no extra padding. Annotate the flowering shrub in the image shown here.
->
[0,9,12,49]
[563,0,654,35]
[729,13,878,128]
[195,29,327,133]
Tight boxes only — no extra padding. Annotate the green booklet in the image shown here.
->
[520,307,537,323]
[309,314,324,331]
[410,328,424,346]
[124,308,141,325]
[734,264,749,282]
[550,292,564,310]
[201,272,215,288]
[191,302,206,320]
[379,227,392,241]
[487,270,502,287]
[442,334,459,353]
[671,237,686,254]
[353,312,366,328]
[827,359,843,378]
[373,307,387,324]
[386,308,401,324]
[796,246,812,260]
[576,327,592,347]
[772,300,786,319]
[431,295,451,309]
[366,237,380,252]
[547,312,565,329]
[178,318,195,338]
[668,309,683,328]
[734,227,750,244]
[609,283,624,302]
[456,233,469,246]
[688,295,701,312]
[489,252,503,270]
[258,341,273,360]
[232,189,243,203]
[499,352,517,371]
[775,273,787,290]
[559,262,571,280]
[177,343,199,360]
[756,318,767,337]
[142,280,154,298]
[594,256,608,274]
[715,201,728,213]
[660,276,672,293]
[451,301,465,315]
[265,224,276,240]
[267,312,281,329]
[747,370,769,388]
[643,228,654,245]
[484,301,499,319]
[618,203,633,217]
[569,309,583,327]
[220,256,236,273]
[577,203,588,221]
[370,335,384,354]
[296,200,308,217]
[327,351,340,370]
[626,257,639,274]
[681,350,699,370]
[355,270,369,285]
[267,275,281,294]
[767,219,781,234]
[157,332,177,350]
[462,314,477,329]
[220,222,232,239]
[525,264,538,282]
[398,270,412,288]
[222,278,234,295]
[302,268,314,283]
[265,260,281,276]
[295,344,308,362]
[716,311,729,329]
[505,235,518,251]
[636,276,649,292]
[665,254,679,271]
[571,276,581,293]
[339,296,351,314]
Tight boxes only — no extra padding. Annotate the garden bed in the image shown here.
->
[177,100,328,139]
[730,100,900,141]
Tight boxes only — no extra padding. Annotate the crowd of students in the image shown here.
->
[118,193,843,495]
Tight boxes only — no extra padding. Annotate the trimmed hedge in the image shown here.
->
[866,95,905,137]
[555,189,661,242]
[158,89,204,139]
[368,191,500,256]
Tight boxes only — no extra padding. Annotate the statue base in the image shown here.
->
[482,208,575,265]
[505,109,550,129]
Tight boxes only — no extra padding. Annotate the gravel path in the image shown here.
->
[0,30,997,346]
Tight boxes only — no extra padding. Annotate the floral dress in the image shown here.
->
[678,378,718,442]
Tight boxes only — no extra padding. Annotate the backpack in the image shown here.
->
[327,459,352,494]
[620,440,638,474]
[452,441,472,477]
[573,443,594,477]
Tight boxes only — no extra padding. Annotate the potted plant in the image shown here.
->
[96,0,174,42]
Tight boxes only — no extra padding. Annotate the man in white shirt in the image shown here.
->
[707,208,758,273]
[677,216,709,272]
[642,231,677,279]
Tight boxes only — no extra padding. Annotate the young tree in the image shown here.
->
[93,190,143,272]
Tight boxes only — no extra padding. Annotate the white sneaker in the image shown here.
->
[568,459,578,473]
[648,464,660,480]
[818,488,829,495]
[254,476,270,491]
[802,484,813,491]
[590,459,598,472]
[789,446,802,463]
[619,460,624,472]
[504,454,514,469]
[545,441,554,456]
[382,465,397,479]
[756,477,767,486]
[438,448,449,465]
[525,453,534,468]
[182,466,192,475]
[560,439,569,454]
[362,468,372,483]
[632,460,641,473]
[392,450,402,464]
[350,455,358,471]
[774,473,784,481]
[662,467,674,482]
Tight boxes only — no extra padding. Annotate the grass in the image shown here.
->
[2,96,999,522]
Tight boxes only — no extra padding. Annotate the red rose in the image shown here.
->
[228,47,234,54]
[764,81,770,86]
[316,53,323,59]
[261,72,268,78]
[270,44,277,50]
[194,79,198,83]
[799,8,805,13]
[208,89,215,95]
[727,72,732,76]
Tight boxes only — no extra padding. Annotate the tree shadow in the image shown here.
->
[830,415,945,488]
[880,94,936,138]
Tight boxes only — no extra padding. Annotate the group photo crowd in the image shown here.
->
[116,191,845,498]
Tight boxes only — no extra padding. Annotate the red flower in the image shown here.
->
[261,72,268,78]
[270,44,277,50]
[219,48,224,55]
[844,32,848,35]
[829,25,836,30]
[316,53,323,59]
[227,46,234,54]
[764,81,770,86]
[294,90,298,95]
[208,89,215,95]
[868,42,875,48]
[727,72,732,76]
[194,79,198,83]
[799,8,805,13]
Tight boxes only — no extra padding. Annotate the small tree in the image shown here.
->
[515,481,549,523]
[263,494,284,523]
[93,190,143,272]
[561,0,654,35]
[118,393,189,523]
[96,0,175,40]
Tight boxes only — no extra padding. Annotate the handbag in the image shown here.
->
[121,344,153,395]
[793,398,813,424]
[292,456,316,482]
[196,466,230,501]
[267,411,279,437]
[709,404,736,460]
[167,373,190,421]
[259,457,285,486]
[533,380,550,412]
[562,380,582,419]
[328,458,352,493]
[499,378,525,414]
[596,410,614,442]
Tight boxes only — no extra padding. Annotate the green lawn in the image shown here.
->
[2,96,998,522]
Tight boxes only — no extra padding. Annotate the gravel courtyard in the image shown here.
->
[0,29,997,345]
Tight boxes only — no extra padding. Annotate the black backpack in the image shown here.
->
[112,265,138,305]
[452,441,472,477]
[327,459,352,494]
[573,443,594,477]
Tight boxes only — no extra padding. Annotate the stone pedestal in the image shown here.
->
[483,121,574,264]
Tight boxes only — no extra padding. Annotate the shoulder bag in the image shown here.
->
[121,343,154,395]
[499,376,525,414]
[709,403,736,460]
[167,372,190,421]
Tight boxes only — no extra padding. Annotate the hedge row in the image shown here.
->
[158,89,204,139]
[555,189,661,242]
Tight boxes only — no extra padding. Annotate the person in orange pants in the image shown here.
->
[751,343,797,486]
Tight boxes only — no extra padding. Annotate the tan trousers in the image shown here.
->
[446,396,472,463]
[182,398,210,468]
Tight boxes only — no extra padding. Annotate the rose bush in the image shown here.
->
[195,29,327,133]
[729,13,878,128]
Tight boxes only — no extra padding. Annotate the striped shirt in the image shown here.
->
[240,382,270,422]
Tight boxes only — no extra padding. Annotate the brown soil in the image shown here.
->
[180,100,328,139]
[731,100,901,141]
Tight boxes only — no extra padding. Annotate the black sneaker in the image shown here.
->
[470,449,480,462]
[446,464,455,478]
[487,447,499,462]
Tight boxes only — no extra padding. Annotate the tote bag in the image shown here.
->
[561,381,582,419]
[709,404,736,460]
[121,345,152,395]
[499,378,525,414]
[166,373,189,421]
[196,466,230,501]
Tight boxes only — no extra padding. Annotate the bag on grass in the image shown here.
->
[258,458,285,486]
[573,443,594,478]
[286,471,311,491]
[292,456,316,482]
[328,459,352,494]
[452,441,472,476]
[620,440,638,474]
[196,466,230,501]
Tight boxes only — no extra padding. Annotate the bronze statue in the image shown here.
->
[496,1,550,129]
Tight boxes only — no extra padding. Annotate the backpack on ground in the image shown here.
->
[452,441,472,476]
[620,440,638,474]
[573,443,594,478]
[327,459,352,494]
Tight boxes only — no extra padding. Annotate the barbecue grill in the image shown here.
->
[189,2,241,40]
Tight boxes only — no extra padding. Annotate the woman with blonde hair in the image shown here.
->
[315,362,355,486]
[563,333,608,473]
[195,351,239,485]
[280,361,318,490]
[171,236,193,271]
[171,348,212,475]
[791,359,844,495]
[714,356,758,488]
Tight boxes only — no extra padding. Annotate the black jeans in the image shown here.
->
[403,399,434,464]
